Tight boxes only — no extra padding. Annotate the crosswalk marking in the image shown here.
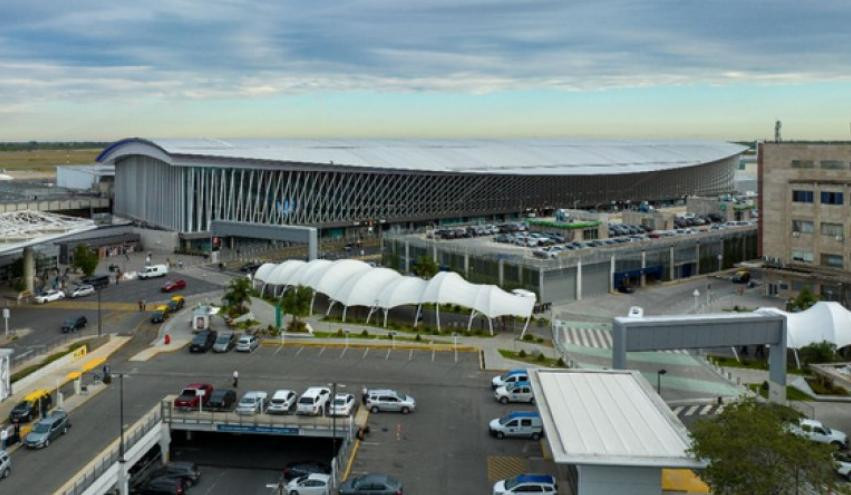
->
[671,406,685,416]
[560,326,691,355]
[672,403,726,419]
[716,405,725,414]
[700,404,714,415]
[684,405,700,416]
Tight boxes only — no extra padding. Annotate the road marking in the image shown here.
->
[318,347,326,357]
[274,345,283,355]
[362,348,369,359]
[601,330,613,347]
[408,349,413,361]
[295,346,304,356]
[340,347,348,358]
[385,349,391,360]
[487,456,530,482]
[671,406,685,416]
[700,404,714,415]
[685,405,700,416]
[716,405,725,414]
[578,329,589,347]
[431,348,435,362]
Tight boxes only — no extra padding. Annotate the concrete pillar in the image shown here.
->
[538,267,545,303]
[118,460,129,495]
[498,259,504,286]
[432,244,438,263]
[669,246,675,281]
[404,242,410,273]
[307,228,318,261]
[609,255,616,292]
[160,425,172,462]
[23,246,34,293]
[640,251,647,287]
[695,242,701,275]
[576,261,582,301]
[464,253,470,278]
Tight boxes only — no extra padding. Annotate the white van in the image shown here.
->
[139,264,169,279]
[296,387,331,416]
[489,411,543,440]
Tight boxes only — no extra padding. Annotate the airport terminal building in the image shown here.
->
[97,138,745,242]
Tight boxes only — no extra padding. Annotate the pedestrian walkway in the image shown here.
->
[671,403,725,419]
[557,324,688,354]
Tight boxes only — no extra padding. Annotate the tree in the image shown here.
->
[280,285,313,331]
[412,255,438,279]
[798,340,838,366]
[71,244,99,277]
[787,287,818,312]
[689,399,842,495]
[222,276,252,316]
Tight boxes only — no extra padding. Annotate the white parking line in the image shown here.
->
[295,346,304,356]
[274,345,283,355]
[431,348,436,362]
[408,349,414,361]
[685,405,700,416]
[362,348,370,359]
[340,347,348,358]
[318,347,326,357]
[385,349,391,360]
[699,404,714,415]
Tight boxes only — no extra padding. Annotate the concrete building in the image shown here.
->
[96,138,745,251]
[759,142,851,305]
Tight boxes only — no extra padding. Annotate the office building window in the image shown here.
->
[791,160,815,169]
[820,160,847,170]
[791,250,814,263]
[821,253,844,269]
[821,191,844,205]
[792,190,814,203]
[792,220,814,234]
[820,222,844,239]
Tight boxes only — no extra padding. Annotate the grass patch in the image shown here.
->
[11,340,89,383]
[321,314,496,338]
[747,383,813,401]
[0,149,102,171]
[805,377,849,396]
[709,355,805,375]
[498,349,566,368]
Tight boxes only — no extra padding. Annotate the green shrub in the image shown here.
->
[336,328,344,337]
[361,329,369,337]
[556,357,566,367]
[536,353,546,362]
[518,349,527,358]
[522,334,535,342]
[536,337,545,344]
[415,333,421,341]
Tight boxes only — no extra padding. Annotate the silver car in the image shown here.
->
[24,410,70,449]
[66,284,95,298]
[235,391,267,415]
[235,334,259,353]
[366,389,415,414]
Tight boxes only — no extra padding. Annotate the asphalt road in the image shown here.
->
[4,341,532,495]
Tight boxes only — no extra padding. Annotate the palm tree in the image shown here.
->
[280,285,313,331]
[222,276,252,316]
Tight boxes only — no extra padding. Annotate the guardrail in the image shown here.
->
[59,406,162,495]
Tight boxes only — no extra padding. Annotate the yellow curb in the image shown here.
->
[260,339,477,352]
[342,438,361,481]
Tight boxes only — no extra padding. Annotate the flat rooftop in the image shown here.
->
[529,368,704,468]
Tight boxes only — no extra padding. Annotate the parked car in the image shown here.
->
[161,279,187,293]
[173,384,214,411]
[24,410,70,449]
[489,411,543,440]
[212,331,236,353]
[61,315,87,333]
[81,274,110,289]
[338,473,403,495]
[206,389,237,411]
[235,391,268,415]
[282,461,331,482]
[834,452,851,481]
[296,387,331,416]
[147,462,201,487]
[9,389,52,423]
[66,284,95,298]
[169,295,185,310]
[150,305,171,324]
[189,330,217,353]
[139,264,169,279]
[240,261,262,273]
[0,450,10,480]
[494,381,535,404]
[329,393,356,416]
[34,289,65,304]
[267,389,298,415]
[134,475,187,495]
[285,473,331,495]
[491,369,528,389]
[235,334,259,353]
[493,474,557,495]
[365,389,416,414]
[791,419,848,448]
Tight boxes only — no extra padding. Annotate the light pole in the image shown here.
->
[328,382,346,470]
[97,288,102,337]
[717,253,723,272]
[113,372,126,463]
[692,289,700,313]
[657,369,667,395]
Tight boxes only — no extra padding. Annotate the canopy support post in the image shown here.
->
[488,318,494,336]
[467,310,477,332]
[414,304,422,328]
[383,309,389,328]
[520,315,532,339]
[730,346,740,363]
[436,304,441,333]
[309,292,316,316]
[366,307,376,325]
[793,348,801,370]
[326,300,335,316]
[341,305,347,323]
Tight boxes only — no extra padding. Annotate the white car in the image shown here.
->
[65,284,95,298]
[791,419,848,448]
[493,474,557,495]
[329,393,355,416]
[285,473,331,495]
[235,334,259,353]
[235,391,267,415]
[494,382,534,404]
[267,389,297,415]
[296,387,331,416]
[34,289,65,304]
[835,452,851,481]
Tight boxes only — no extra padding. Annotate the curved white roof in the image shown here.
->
[97,138,746,176]
[756,301,851,349]
[253,263,277,284]
[257,259,535,319]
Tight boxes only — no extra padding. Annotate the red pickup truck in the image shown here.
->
[173,384,214,411]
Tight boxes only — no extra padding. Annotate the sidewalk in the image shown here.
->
[0,334,130,425]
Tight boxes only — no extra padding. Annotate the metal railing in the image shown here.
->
[60,407,162,495]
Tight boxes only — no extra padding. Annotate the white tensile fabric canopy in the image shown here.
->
[756,301,851,350]
[254,258,537,335]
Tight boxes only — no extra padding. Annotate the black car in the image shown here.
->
[189,330,217,353]
[282,460,331,481]
[132,476,187,495]
[148,462,200,486]
[81,274,110,289]
[339,473,404,495]
[9,393,52,423]
[206,389,237,411]
[239,261,262,273]
[61,315,87,333]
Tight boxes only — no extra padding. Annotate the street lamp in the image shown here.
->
[692,289,700,313]
[657,369,667,395]
[110,371,126,463]
[97,287,102,337]
[717,253,723,272]
[328,382,346,467]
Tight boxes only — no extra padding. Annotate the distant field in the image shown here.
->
[0,149,102,171]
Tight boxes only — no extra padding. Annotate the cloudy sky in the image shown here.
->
[2,0,850,140]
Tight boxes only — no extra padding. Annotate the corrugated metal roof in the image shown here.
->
[529,369,703,468]
[99,138,745,176]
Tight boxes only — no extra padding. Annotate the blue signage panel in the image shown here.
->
[216,424,299,436]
